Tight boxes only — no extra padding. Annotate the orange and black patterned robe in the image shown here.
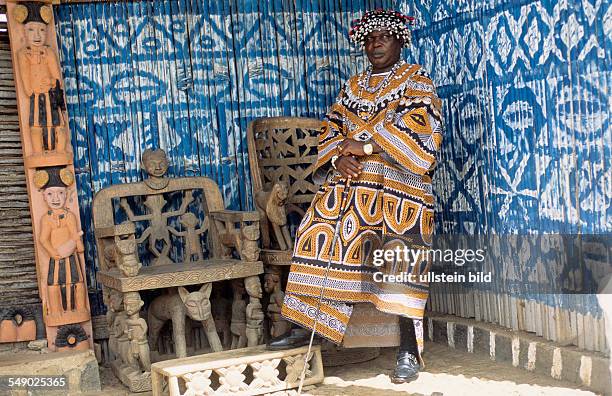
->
[281,62,443,359]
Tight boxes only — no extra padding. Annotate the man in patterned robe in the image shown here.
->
[267,9,444,383]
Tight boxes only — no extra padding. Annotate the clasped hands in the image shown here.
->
[333,139,369,179]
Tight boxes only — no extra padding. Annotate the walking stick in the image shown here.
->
[297,174,353,394]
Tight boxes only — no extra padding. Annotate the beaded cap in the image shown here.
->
[349,9,415,48]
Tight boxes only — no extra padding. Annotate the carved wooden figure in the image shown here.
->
[230,278,247,349]
[104,287,123,361]
[148,283,222,358]
[34,167,89,326]
[169,213,208,262]
[13,2,69,162]
[245,275,264,347]
[123,292,151,371]
[255,181,292,251]
[115,232,141,277]
[238,224,260,262]
[264,266,291,338]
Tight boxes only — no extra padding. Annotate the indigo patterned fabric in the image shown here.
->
[54,0,610,318]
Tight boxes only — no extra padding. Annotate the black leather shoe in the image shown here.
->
[391,351,420,383]
[266,328,318,350]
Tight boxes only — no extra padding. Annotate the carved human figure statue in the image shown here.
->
[244,276,264,347]
[148,284,222,358]
[105,288,124,362]
[115,235,141,277]
[264,266,291,338]
[255,181,292,250]
[238,224,260,262]
[230,279,247,349]
[14,2,68,156]
[169,213,208,262]
[123,292,151,371]
[35,166,89,324]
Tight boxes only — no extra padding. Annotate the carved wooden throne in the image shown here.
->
[93,149,264,392]
[247,117,400,364]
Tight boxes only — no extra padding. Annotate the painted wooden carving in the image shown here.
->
[148,284,222,359]
[13,1,70,167]
[0,307,37,343]
[54,323,89,352]
[34,166,90,326]
[264,266,291,338]
[255,181,292,251]
[6,0,93,350]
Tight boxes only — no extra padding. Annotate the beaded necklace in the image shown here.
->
[356,60,405,122]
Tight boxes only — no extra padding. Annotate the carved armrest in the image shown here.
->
[209,210,261,262]
[209,210,259,223]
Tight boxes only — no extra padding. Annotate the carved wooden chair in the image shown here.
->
[247,117,400,362]
[92,149,264,393]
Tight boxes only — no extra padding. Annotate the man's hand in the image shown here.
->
[338,139,366,156]
[335,156,363,179]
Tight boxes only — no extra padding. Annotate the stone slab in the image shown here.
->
[0,350,100,395]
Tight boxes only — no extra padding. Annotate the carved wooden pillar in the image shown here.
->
[5,0,93,351]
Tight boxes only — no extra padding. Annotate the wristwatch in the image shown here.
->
[363,143,373,156]
[331,155,339,169]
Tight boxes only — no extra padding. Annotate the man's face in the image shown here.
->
[24,22,47,47]
[364,29,403,72]
[144,157,168,177]
[43,187,67,210]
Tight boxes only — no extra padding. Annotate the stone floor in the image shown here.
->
[89,342,597,396]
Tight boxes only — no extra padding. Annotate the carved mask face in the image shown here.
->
[124,295,143,315]
[43,186,67,210]
[179,284,212,321]
[144,157,168,178]
[263,273,278,293]
[183,292,211,321]
[24,22,47,47]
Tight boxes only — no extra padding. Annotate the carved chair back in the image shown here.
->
[247,117,321,216]
[92,176,226,271]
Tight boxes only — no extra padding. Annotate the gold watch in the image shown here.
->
[363,143,373,155]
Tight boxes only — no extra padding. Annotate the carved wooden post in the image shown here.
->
[5,0,93,350]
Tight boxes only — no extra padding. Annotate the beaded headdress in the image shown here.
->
[349,9,415,48]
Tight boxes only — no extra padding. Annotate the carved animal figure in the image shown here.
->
[148,283,222,358]
[255,182,292,250]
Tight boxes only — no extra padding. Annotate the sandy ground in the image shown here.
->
[92,342,596,396]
